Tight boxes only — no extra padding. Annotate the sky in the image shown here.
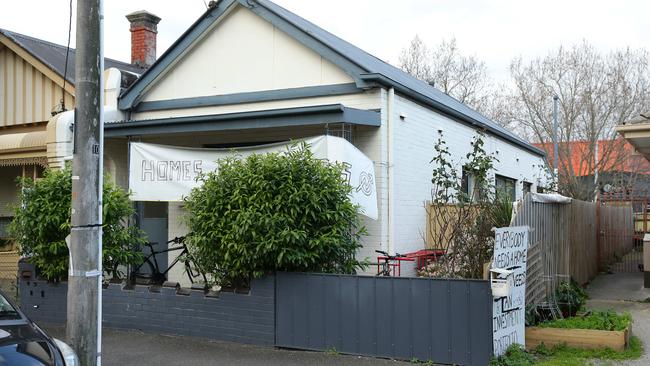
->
[0,0,648,82]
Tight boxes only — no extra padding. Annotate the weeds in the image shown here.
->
[538,310,631,331]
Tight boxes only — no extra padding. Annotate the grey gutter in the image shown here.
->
[360,73,546,157]
[134,83,362,112]
[105,104,380,137]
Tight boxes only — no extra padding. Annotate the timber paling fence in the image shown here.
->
[512,194,634,306]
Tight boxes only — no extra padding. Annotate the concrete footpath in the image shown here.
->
[586,272,650,366]
[43,324,413,366]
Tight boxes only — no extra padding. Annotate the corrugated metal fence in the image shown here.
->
[512,194,633,306]
[275,272,493,366]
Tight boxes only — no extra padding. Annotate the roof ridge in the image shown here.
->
[0,27,138,68]
[1,28,67,49]
[252,0,539,153]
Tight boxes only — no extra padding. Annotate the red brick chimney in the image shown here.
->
[125,10,161,68]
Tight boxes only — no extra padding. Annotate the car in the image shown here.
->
[0,290,78,366]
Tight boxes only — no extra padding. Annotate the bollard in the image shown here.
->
[643,234,650,288]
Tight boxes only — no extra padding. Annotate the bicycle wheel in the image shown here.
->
[131,258,160,285]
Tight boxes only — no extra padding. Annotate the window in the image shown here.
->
[460,167,480,202]
[0,217,11,240]
[523,182,532,196]
[537,186,545,193]
[461,168,470,199]
[0,217,12,249]
[495,175,516,201]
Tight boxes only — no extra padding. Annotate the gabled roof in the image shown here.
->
[118,0,544,157]
[0,28,144,85]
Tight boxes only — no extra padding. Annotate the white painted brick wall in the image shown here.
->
[390,95,547,255]
[105,89,548,278]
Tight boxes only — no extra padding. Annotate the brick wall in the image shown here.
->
[390,94,548,258]
[19,263,275,346]
[130,26,157,68]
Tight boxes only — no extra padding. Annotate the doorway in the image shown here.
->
[138,202,169,276]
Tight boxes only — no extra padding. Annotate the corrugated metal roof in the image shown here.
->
[117,0,543,156]
[253,0,543,156]
[0,130,46,152]
[623,112,650,125]
[0,28,144,84]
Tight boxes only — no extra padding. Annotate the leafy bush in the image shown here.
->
[490,344,535,366]
[525,304,543,326]
[184,144,366,286]
[556,279,588,317]
[539,310,631,331]
[9,166,144,281]
[421,132,500,279]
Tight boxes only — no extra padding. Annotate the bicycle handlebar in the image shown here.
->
[375,250,405,258]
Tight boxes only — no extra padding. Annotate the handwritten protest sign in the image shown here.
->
[492,226,529,356]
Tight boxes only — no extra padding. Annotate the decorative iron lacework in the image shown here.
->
[0,157,48,168]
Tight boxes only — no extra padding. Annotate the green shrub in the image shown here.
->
[539,310,631,331]
[9,166,144,281]
[184,144,366,285]
[490,344,535,366]
[556,279,588,317]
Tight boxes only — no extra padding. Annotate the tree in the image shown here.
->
[507,41,650,200]
[183,144,366,287]
[9,167,144,281]
[399,36,492,113]
[421,132,510,279]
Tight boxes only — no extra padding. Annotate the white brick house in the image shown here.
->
[103,0,547,279]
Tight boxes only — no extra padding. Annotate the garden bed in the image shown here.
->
[525,310,632,351]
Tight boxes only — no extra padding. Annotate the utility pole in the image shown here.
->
[67,0,104,365]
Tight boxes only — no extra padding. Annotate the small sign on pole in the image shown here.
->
[491,226,529,357]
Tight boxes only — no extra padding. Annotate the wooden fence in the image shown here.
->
[511,194,633,306]
[424,203,478,250]
[599,204,635,268]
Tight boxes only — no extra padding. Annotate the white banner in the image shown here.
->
[129,135,378,219]
[492,226,529,357]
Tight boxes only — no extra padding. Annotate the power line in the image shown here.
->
[61,0,73,112]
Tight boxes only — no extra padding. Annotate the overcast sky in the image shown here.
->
[1,0,648,82]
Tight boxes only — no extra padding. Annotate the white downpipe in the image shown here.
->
[387,88,395,254]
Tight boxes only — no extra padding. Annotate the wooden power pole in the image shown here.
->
[67,0,104,365]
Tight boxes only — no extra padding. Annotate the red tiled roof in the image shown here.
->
[534,139,650,177]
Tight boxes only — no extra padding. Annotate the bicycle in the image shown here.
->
[130,236,207,287]
[375,250,406,276]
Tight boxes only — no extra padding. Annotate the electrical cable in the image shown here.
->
[61,0,73,112]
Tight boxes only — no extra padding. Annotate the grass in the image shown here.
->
[492,337,643,366]
[537,310,631,331]
[533,336,643,365]
[490,344,535,365]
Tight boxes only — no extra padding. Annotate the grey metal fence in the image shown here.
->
[275,272,492,366]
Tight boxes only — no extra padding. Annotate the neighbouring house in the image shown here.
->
[617,113,650,162]
[535,138,650,199]
[98,0,547,280]
[0,20,146,286]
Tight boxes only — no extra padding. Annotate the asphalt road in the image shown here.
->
[43,324,414,366]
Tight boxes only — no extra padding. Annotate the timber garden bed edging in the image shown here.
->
[525,325,631,352]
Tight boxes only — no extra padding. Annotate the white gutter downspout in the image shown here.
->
[387,87,395,255]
